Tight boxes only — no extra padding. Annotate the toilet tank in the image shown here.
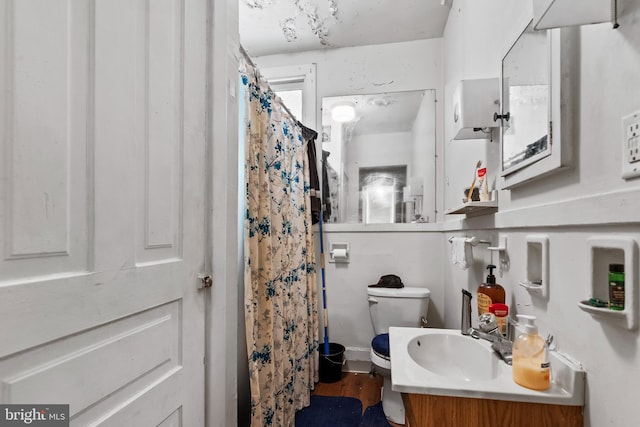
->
[367,287,431,335]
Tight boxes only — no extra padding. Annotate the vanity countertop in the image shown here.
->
[389,327,585,406]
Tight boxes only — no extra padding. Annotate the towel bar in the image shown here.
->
[448,236,491,246]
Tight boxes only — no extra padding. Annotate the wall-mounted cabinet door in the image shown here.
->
[497,15,579,189]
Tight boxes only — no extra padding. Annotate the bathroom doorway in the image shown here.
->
[359,165,407,224]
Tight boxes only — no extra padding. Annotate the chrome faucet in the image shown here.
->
[469,324,513,364]
[461,289,513,365]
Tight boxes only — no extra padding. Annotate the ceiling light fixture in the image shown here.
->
[331,102,356,122]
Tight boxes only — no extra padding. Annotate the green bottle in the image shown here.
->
[609,264,625,311]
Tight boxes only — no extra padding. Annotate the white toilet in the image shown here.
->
[368,286,431,425]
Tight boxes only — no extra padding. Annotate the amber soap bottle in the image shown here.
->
[477,264,505,316]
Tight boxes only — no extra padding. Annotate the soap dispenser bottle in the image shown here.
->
[477,264,505,316]
[512,315,550,391]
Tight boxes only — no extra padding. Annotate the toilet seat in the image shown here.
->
[371,333,390,358]
[370,333,391,370]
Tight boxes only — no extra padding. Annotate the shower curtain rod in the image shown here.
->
[239,44,299,123]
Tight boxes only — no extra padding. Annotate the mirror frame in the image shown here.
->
[498,16,578,189]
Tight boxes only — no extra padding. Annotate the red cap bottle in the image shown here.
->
[489,303,509,337]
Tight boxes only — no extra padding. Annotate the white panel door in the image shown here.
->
[0,0,209,425]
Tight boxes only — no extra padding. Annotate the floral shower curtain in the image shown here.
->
[241,63,319,427]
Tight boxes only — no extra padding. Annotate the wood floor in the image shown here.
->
[312,372,403,427]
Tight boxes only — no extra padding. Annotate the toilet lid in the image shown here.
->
[371,333,390,359]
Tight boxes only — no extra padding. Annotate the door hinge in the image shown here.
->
[549,121,553,145]
[198,274,213,289]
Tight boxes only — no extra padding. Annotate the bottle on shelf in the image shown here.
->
[609,264,625,311]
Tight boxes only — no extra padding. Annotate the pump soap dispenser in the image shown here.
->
[477,264,505,316]
[512,315,550,391]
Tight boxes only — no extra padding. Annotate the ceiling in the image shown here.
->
[240,0,452,57]
[322,91,428,136]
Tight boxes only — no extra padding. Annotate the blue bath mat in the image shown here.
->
[359,402,393,427]
[295,395,362,427]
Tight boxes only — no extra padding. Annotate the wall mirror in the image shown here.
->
[321,90,436,224]
[498,18,577,189]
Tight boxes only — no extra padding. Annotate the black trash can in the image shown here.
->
[318,342,345,383]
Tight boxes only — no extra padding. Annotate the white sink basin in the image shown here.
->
[407,332,500,382]
[390,327,585,406]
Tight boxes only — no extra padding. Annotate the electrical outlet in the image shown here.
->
[622,111,640,180]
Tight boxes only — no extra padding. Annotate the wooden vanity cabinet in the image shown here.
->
[402,393,583,427]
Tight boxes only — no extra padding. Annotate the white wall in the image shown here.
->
[210,0,241,425]
[321,229,445,366]
[441,2,640,426]
[254,39,442,97]
[442,0,523,214]
[443,0,640,215]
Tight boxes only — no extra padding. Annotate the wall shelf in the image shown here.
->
[445,200,497,218]
[487,235,507,252]
[577,302,628,319]
[577,236,638,330]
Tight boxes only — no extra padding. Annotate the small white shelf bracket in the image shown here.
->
[487,236,507,252]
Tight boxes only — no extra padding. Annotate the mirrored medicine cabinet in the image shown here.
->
[497,17,578,189]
